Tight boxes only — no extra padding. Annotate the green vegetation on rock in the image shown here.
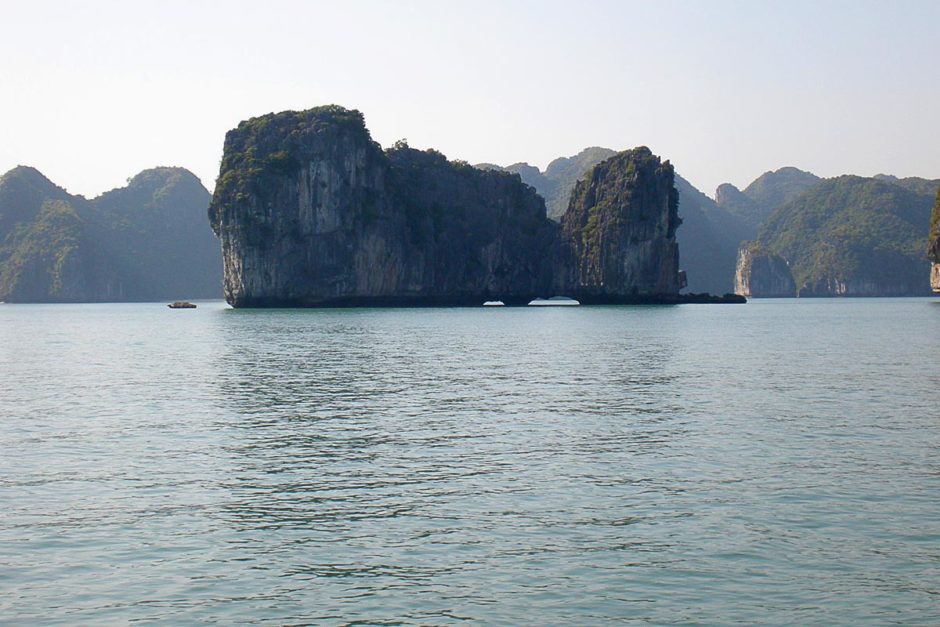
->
[747,175,935,296]
[716,167,820,238]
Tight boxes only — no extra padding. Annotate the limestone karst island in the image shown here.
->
[209,105,708,307]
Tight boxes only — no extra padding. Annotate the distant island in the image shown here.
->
[208,106,695,307]
[734,175,937,297]
[0,166,221,302]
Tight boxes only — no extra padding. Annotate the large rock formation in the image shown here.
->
[0,165,220,302]
[929,186,940,292]
[559,148,681,299]
[209,106,685,307]
[735,175,936,297]
[734,242,796,297]
[481,149,747,294]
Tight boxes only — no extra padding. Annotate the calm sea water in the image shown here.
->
[1,299,939,625]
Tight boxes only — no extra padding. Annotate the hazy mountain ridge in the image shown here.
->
[477,147,617,221]
[874,174,940,197]
[716,167,821,238]
[0,166,221,302]
[672,175,750,293]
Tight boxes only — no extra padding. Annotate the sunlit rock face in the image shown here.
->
[930,187,940,292]
[209,106,684,307]
[734,242,796,298]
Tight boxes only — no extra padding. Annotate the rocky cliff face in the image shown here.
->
[483,149,744,295]
[560,148,681,300]
[210,107,400,305]
[210,107,558,306]
[929,186,940,292]
[386,146,560,302]
[734,242,796,297]
[210,107,684,307]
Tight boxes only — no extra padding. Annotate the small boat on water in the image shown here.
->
[168,301,197,309]
[483,300,505,307]
[528,296,580,306]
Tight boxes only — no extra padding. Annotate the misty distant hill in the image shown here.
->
[673,175,750,294]
[716,167,821,238]
[0,166,221,302]
[479,153,940,296]
[478,147,618,221]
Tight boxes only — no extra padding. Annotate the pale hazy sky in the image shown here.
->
[2,0,938,198]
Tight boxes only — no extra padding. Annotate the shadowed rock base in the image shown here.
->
[227,292,745,308]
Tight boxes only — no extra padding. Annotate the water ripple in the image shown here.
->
[1,300,939,624]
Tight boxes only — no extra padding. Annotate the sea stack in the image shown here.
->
[209,105,685,307]
[560,147,682,301]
